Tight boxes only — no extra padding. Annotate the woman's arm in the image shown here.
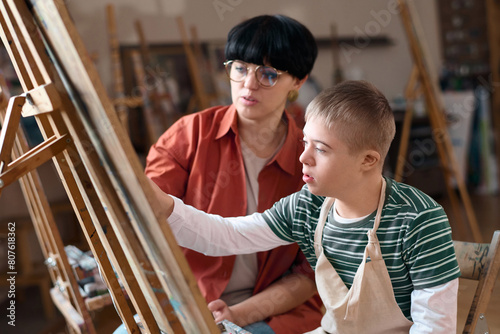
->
[209,273,317,327]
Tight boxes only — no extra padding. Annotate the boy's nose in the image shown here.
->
[299,150,311,165]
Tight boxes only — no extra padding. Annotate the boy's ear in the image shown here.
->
[360,150,381,170]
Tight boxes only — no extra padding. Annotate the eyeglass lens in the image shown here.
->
[226,60,279,87]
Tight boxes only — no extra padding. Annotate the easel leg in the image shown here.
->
[395,66,419,182]
[398,0,482,242]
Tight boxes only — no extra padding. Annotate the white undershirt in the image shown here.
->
[220,139,280,306]
[333,201,370,223]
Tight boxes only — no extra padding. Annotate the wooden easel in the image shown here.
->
[189,24,224,105]
[176,16,215,113]
[330,23,343,85]
[0,76,97,333]
[454,231,500,333]
[485,0,500,187]
[0,0,220,333]
[132,20,180,147]
[395,0,482,242]
[105,4,142,133]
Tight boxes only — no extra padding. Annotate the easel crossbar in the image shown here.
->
[0,133,69,188]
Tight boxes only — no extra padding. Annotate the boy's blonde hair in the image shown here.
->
[305,80,396,161]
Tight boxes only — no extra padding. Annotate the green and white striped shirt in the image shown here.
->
[263,177,461,318]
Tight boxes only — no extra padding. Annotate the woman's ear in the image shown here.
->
[293,74,309,90]
[360,150,381,171]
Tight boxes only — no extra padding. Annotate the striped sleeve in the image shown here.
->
[262,192,300,242]
[402,205,461,289]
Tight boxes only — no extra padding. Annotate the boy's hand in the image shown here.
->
[147,177,174,219]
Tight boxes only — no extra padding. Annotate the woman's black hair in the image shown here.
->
[224,15,317,80]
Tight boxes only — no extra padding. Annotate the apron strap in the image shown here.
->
[314,197,335,258]
[314,179,386,260]
[371,178,386,233]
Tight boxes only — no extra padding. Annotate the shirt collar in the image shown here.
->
[215,104,238,140]
[215,104,299,176]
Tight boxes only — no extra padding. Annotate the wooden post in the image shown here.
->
[190,24,221,100]
[106,4,142,133]
[330,23,343,85]
[134,19,179,143]
[134,19,151,65]
[131,49,164,147]
[394,65,420,182]
[176,16,212,113]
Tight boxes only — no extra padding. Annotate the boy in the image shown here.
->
[153,81,460,333]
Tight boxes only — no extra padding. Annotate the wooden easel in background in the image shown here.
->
[395,0,482,242]
[189,23,224,106]
[108,4,182,148]
[132,19,180,147]
[330,23,343,85]
[0,76,98,333]
[176,16,218,114]
[485,0,500,187]
[106,4,142,134]
[0,0,220,333]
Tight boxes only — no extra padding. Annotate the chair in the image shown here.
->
[454,230,500,334]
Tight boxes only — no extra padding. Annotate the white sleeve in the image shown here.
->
[410,278,459,333]
[167,196,292,256]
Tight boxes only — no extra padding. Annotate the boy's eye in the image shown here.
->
[302,139,325,153]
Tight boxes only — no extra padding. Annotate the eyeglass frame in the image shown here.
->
[223,60,288,87]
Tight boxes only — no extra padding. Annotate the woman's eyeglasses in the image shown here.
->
[223,60,286,87]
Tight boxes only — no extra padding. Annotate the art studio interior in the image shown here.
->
[0,0,499,333]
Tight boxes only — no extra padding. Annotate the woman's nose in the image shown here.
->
[243,70,259,89]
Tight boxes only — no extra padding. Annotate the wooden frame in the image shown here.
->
[120,43,191,152]
[121,43,193,115]
[0,0,220,332]
[454,231,500,333]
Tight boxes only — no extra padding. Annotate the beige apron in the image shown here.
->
[306,179,413,334]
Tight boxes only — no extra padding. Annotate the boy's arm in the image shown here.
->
[409,278,458,333]
[149,178,292,255]
[402,202,461,333]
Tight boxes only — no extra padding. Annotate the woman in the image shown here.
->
[145,15,322,334]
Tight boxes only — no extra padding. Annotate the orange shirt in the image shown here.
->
[145,104,322,333]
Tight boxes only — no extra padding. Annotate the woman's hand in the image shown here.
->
[208,299,237,324]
